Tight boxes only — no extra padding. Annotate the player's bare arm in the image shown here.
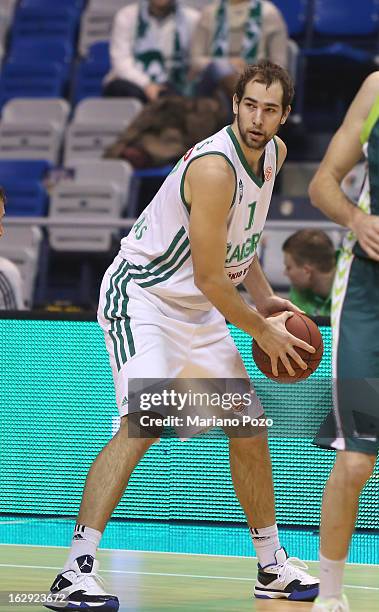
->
[186,155,266,336]
[309,72,379,260]
[186,156,314,377]
[243,255,302,315]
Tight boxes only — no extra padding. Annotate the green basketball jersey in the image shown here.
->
[350,95,379,259]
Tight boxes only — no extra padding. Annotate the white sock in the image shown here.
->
[63,523,102,572]
[249,524,281,568]
[319,552,346,599]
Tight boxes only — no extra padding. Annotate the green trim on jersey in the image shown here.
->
[127,236,190,281]
[273,136,279,170]
[360,94,379,145]
[180,151,238,212]
[226,125,263,188]
[137,249,191,288]
[145,226,186,271]
[122,226,191,288]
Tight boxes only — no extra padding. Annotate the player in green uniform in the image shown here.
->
[309,73,379,612]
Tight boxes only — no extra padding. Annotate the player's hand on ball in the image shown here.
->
[256,295,304,318]
[255,311,316,377]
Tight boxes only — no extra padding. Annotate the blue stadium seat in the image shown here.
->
[87,41,110,64]
[19,0,85,15]
[73,55,111,104]
[313,0,379,37]
[0,159,52,181]
[12,6,79,44]
[0,62,66,108]
[271,0,310,38]
[0,178,48,216]
[8,39,74,66]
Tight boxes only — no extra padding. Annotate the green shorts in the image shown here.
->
[314,254,379,455]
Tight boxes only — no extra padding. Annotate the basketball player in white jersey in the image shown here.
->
[46,61,319,611]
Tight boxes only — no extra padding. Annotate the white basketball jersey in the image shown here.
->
[120,125,278,310]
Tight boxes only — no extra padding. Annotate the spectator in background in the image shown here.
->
[103,0,199,103]
[191,0,288,101]
[282,229,337,317]
[0,189,24,310]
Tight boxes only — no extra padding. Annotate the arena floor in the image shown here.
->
[0,545,378,611]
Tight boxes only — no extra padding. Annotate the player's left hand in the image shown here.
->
[256,295,304,318]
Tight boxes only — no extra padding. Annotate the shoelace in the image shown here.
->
[276,556,312,584]
[78,570,107,593]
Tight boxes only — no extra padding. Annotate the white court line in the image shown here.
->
[0,543,378,567]
[0,521,31,525]
[0,564,377,591]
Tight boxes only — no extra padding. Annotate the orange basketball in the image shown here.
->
[252,312,324,383]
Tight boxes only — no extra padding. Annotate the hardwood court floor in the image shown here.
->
[0,545,378,611]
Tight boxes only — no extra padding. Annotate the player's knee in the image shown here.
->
[120,413,162,446]
[332,452,376,490]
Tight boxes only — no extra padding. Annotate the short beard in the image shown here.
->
[237,113,273,151]
[150,1,175,18]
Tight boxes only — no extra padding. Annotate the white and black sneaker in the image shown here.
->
[254,547,319,601]
[44,554,119,611]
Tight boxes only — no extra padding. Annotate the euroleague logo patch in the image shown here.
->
[264,166,273,181]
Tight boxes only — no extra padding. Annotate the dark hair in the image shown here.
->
[0,187,5,204]
[235,60,294,112]
[283,230,336,273]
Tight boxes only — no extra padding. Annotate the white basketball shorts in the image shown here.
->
[97,255,264,431]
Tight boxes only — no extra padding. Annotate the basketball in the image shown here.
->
[252,312,324,383]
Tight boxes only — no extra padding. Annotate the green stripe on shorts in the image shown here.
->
[104,260,136,371]
[103,259,127,321]
[120,264,136,360]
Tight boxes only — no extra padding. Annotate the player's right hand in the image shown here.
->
[351,211,379,261]
[254,312,315,377]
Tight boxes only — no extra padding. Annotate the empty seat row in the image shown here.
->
[0,155,132,220]
[64,96,142,165]
[0,155,133,236]
[0,157,133,264]
[49,159,133,252]
[0,41,111,108]
[0,98,70,164]
[0,96,143,164]
[0,156,133,261]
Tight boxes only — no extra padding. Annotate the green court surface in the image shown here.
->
[0,545,378,612]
